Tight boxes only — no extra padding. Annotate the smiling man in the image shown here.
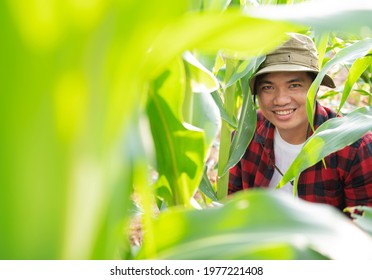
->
[228,33,372,210]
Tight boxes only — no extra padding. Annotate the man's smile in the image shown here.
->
[272,109,296,116]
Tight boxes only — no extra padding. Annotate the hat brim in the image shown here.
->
[249,64,336,94]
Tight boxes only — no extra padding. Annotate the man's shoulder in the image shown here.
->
[256,110,271,131]
[257,110,267,124]
[358,131,372,147]
[320,104,338,117]
[314,103,338,126]
[254,110,274,144]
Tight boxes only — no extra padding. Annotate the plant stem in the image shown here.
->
[217,60,237,200]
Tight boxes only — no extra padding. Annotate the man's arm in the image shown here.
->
[228,161,243,195]
[344,133,372,207]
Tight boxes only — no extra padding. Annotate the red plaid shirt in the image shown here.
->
[228,102,372,210]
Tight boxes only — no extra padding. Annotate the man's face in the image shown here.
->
[256,71,313,144]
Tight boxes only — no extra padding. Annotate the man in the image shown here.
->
[228,33,372,211]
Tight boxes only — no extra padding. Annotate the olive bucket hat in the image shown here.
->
[249,33,336,94]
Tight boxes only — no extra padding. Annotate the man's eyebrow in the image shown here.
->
[286,77,304,83]
[257,79,273,85]
[257,76,305,85]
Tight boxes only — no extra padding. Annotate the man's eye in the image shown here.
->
[289,83,301,88]
[261,85,273,90]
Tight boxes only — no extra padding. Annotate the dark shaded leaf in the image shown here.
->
[198,166,218,201]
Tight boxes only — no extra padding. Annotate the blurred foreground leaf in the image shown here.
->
[345,206,372,235]
[247,0,372,35]
[136,190,372,260]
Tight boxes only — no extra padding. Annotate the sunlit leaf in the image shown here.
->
[307,39,372,129]
[147,60,206,207]
[248,1,372,35]
[2,0,182,259]
[183,51,220,93]
[338,54,372,113]
[202,0,232,11]
[225,56,266,88]
[211,90,238,128]
[314,32,329,68]
[191,91,221,147]
[278,106,372,187]
[355,89,372,96]
[145,9,302,79]
[137,190,372,259]
[345,206,372,235]
[4,0,372,262]
[318,90,340,100]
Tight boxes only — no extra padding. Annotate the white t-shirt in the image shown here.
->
[268,128,304,196]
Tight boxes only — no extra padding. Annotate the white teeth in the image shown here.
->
[274,109,294,115]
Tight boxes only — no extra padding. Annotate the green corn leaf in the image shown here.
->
[2,0,188,259]
[181,53,221,200]
[344,206,372,235]
[182,51,221,134]
[318,90,340,100]
[147,60,206,207]
[338,54,372,113]
[191,91,221,148]
[247,1,372,35]
[145,9,303,79]
[202,0,232,11]
[221,56,264,176]
[307,39,372,129]
[225,56,266,88]
[217,59,239,199]
[222,77,256,175]
[211,90,238,128]
[136,190,372,259]
[5,0,372,261]
[355,89,372,96]
[183,51,220,93]
[314,32,329,68]
[278,106,372,188]
[198,166,218,201]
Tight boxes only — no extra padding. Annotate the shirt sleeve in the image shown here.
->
[228,160,243,194]
[344,133,372,207]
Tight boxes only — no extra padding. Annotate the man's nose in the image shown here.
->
[273,88,291,106]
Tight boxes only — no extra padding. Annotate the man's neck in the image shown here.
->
[277,127,308,145]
